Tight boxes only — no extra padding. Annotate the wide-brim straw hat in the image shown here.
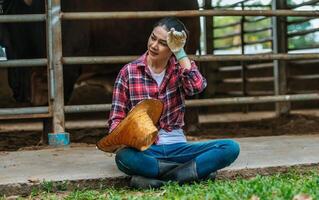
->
[96,99,164,153]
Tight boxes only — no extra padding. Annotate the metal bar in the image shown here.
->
[288,0,319,9]
[214,5,270,9]
[288,44,319,51]
[0,107,49,115]
[0,113,51,120]
[213,21,240,29]
[62,10,319,20]
[214,32,241,40]
[289,74,319,80]
[287,17,316,25]
[2,94,317,118]
[223,78,242,83]
[245,27,272,34]
[228,0,250,7]
[247,62,273,69]
[50,0,65,133]
[245,38,272,45]
[245,16,269,23]
[0,14,46,23]
[248,77,274,82]
[0,59,47,67]
[217,91,274,96]
[0,119,107,132]
[218,62,274,72]
[46,0,55,101]
[288,27,319,37]
[62,53,319,64]
[62,56,137,65]
[218,65,242,72]
[64,104,112,113]
[186,93,319,107]
[213,44,242,50]
[288,90,319,94]
[223,77,274,83]
[290,59,319,65]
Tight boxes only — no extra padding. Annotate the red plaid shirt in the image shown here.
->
[108,52,207,132]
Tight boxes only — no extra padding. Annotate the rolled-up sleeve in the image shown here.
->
[108,66,129,132]
[180,61,207,96]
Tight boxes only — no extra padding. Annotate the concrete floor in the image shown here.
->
[1,134,319,195]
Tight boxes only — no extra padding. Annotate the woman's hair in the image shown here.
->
[153,17,189,37]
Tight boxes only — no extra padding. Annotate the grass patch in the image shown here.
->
[2,170,319,200]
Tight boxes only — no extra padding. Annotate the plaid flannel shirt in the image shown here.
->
[108,52,207,133]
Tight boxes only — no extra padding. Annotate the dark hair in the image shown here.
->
[153,17,189,37]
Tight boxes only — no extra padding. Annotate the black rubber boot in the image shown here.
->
[157,160,181,176]
[161,160,198,185]
[203,171,217,181]
[130,160,181,189]
[130,176,165,189]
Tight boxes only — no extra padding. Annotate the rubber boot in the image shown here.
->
[202,171,217,182]
[130,160,181,189]
[130,176,165,189]
[161,160,198,185]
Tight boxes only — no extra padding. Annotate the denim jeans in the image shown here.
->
[115,139,240,179]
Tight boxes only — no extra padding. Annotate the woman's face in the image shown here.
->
[147,26,172,63]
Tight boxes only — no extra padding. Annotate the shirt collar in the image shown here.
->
[135,51,178,70]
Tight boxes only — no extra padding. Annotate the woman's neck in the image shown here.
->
[147,56,169,74]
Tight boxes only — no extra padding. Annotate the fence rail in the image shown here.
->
[1,2,319,141]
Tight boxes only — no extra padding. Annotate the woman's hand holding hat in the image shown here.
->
[167,28,187,60]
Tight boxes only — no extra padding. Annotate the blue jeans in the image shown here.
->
[115,139,240,179]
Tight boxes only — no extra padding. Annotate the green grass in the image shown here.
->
[2,170,319,200]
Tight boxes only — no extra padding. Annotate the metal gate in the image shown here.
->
[0,0,319,145]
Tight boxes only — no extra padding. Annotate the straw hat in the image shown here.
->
[96,99,164,153]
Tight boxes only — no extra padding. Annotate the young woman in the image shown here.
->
[108,17,240,189]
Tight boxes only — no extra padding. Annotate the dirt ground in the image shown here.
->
[1,113,319,151]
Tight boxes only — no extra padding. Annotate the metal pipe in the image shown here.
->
[288,27,319,37]
[0,14,45,23]
[186,93,319,107]
[218,62,273,72]
[0,113,51,120]
[0,93,318,117]
[193,53,319,61]
[288,0,319,9]
[61,53,319,65]
[214,32,241,40]
[64,104,112,113]
[289,74,319,80]
[213,44,242,50]
[0,59,47,67]
[0,107,49,115]
[288,44,319,51]
[214,21,241,29]
[46,0,55,101]
[62,10,319,20]
[214,5,270,9]
[222,77,274,83]
[287,17,316,25]
[3,53,319,69]
[245,38,272,45]
[245,27,272,34]
[63,56,137,65]
[217,91,274,96]
[245,16,269,23]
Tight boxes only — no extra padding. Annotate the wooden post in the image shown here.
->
[46,0,69,145]
[272,0,290,116]
[240,2,248,113]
